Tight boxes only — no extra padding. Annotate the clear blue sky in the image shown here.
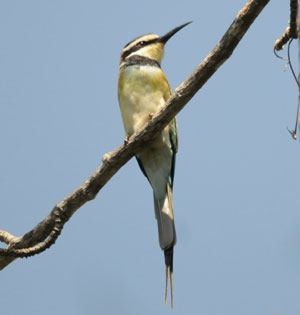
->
[1,1,299,314]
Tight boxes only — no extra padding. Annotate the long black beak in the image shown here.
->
[159,21,192,44]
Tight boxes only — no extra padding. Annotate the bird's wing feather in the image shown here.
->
[136,156,150,183]
[169,118,178,189]
[163,81,178,189]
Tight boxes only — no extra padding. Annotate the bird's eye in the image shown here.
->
[138,41,145,47]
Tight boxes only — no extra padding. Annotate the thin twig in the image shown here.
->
[290,0,299,39]
[274,0,299,51]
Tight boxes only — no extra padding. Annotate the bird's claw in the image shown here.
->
[124,135,130,145]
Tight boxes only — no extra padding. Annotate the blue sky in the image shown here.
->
[1,1,300,314]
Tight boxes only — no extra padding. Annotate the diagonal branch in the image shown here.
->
[0,0,270,270]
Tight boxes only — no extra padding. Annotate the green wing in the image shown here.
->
[164,79,178,189]
[169,117,178,189]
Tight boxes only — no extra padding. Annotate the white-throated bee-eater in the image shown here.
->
[118,22,191,308]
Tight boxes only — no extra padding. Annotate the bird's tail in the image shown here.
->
[164,247,174,309]
[153,182,176,309]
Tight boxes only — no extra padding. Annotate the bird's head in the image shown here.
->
[120,22,192,65]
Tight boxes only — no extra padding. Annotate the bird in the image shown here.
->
[118,22,191,308]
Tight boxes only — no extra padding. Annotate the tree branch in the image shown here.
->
[0,0,270,270]
[274,0,298,51]
[0,231,18,245]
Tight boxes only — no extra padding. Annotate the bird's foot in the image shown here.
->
[124,135,130,145]
[148,113,155,120]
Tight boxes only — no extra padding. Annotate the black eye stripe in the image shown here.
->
[122,38,159,60]
[139,38,158,47]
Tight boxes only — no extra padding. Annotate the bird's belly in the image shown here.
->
[118,67,166,136]
[119,94,164,136]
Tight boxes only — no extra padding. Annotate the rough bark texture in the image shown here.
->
[0,0,270,270]
[274,0,298,50]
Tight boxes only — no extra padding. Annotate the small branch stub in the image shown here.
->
[274,0,299,51]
